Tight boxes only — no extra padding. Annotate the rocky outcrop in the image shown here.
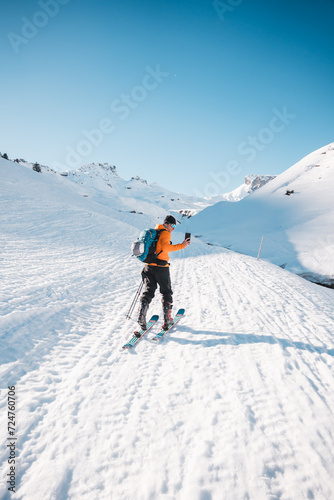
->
[245,174,276,191]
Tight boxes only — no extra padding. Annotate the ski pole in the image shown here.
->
[126,280,143,319]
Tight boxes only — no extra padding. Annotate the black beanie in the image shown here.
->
[164,215,177,225]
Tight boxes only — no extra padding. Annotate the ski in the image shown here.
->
[122,315,159,349]
[152,308,185,341]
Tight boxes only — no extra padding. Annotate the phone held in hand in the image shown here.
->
[185,232,191,241]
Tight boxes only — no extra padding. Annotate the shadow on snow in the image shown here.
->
[168,326,334,357]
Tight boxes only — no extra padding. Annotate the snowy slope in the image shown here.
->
[1,157,334,500]
[54,161,207,220]
[12,158,208,224]
[185,143,334,286]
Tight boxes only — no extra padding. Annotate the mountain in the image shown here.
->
[63,161,210,217]
[184,143,334,287]
[11,158,208,223]
[10,156,276,210]
[60,162,121,184]
[245,173,277,191]
[218,174,276,202]
[6,147,333,286]
[1,152,334,499]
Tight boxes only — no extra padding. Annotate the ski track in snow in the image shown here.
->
[1,201,334,499]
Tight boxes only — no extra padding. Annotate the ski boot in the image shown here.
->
[162,302,173,330]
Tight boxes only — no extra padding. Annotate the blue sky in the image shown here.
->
[1,0,334,195]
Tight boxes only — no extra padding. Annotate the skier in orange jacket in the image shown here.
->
[138,215,190,330]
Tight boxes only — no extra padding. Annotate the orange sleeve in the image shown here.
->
[160,231,185,253]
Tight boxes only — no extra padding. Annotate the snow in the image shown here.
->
[1,155,334,499]
[185,143,334,286]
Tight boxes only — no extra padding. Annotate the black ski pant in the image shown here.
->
[140,264,173,306]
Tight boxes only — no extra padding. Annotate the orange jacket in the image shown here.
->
[150,224,185,266]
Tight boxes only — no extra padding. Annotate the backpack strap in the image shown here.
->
[155,228,167,257]
[154,228,168,265]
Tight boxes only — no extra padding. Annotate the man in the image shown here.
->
[138,215,190,330]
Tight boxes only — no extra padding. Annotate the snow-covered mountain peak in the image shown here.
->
[245,174,276,190]
[212,174,276,202]
[59,162,123,193]
[74,162,120,178]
